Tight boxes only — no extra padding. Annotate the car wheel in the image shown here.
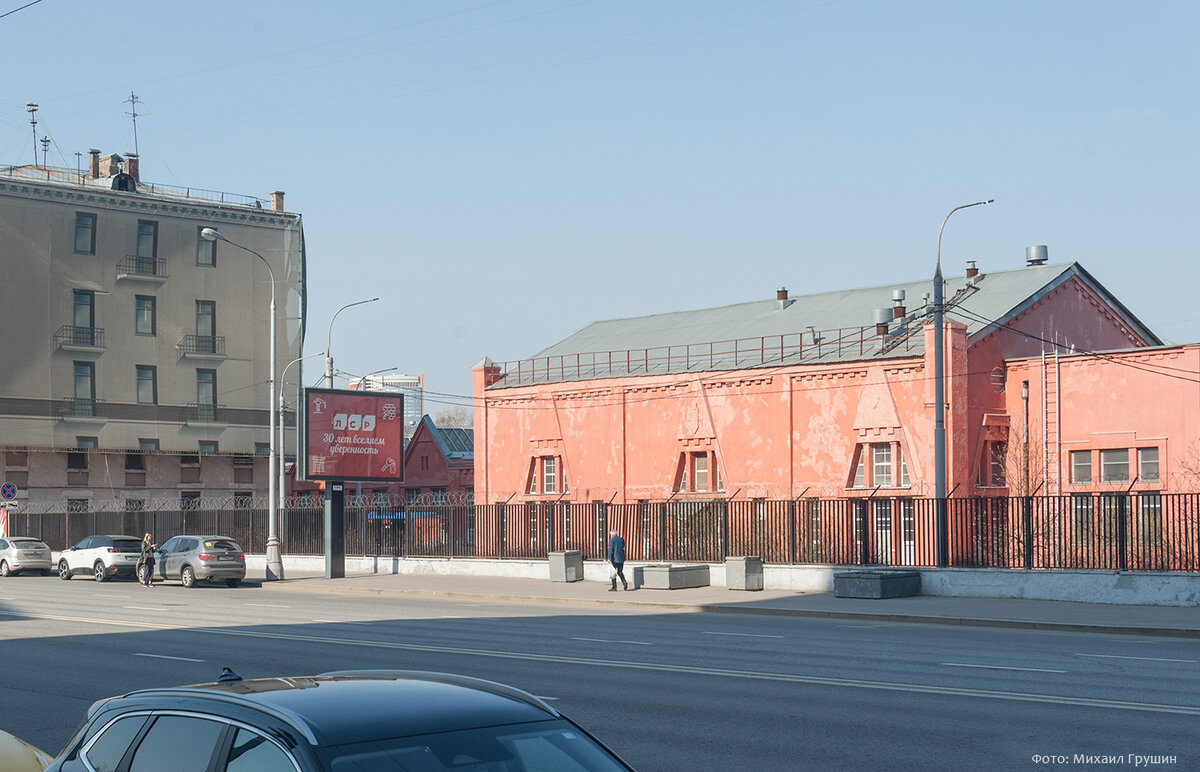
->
[0,560,9,577]
[93,561,109,582]
[181,565,196,589]
[58,560,72,580]
[225,578,241,588]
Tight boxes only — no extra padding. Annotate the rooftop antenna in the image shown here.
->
[125,92,142,157]
[25,102,38,166]
[75,151,82,184]
[39,136,49,178]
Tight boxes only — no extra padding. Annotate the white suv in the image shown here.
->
[58,534,143,582]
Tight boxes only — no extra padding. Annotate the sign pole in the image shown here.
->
[325,482,346,579]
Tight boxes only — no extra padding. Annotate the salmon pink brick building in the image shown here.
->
[472,249,1192,517]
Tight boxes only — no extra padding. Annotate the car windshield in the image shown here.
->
[12,539,46,547]
[318,719,628,771]
[203,539,241,551]
[113,539,142,552]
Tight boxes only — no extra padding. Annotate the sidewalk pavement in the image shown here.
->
[254,571,1200,638]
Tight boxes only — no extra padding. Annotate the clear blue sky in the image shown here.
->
[3,0,1197,412]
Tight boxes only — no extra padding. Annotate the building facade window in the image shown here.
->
[74,212,97,255]
[74,289,95,329]
[66,498,89,513]
[432,488,447,505]
[1138,492,1162,546]
[180,491,201,510]
[989,441,1007,486]
[196,301,216,353]
[68,436,97,471]
[233,492,253,509]
[676,451,720,493]
[1137,447,1160,483]
[125,452,145,471]
[542,456,557,494]
[74,361,96,414]
[872,444,892,488]
[135,295,156,336]
[196,369,217,421]
[528,456,564,495]
[1071,494,1094,544]
[136,220,158,258]
[136,365,157,405]
[198,440,219,454]
[1071,450,1092,484]
[139,439,159,451]
[406,488,422,506]
[1100,448,1130,483]
[693,453,709,491]
[196,226,216,266]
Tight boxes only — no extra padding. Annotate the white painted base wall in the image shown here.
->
[243,556,1200,607]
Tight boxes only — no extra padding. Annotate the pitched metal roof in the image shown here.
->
[489,262,1158,388]
[420,416,474,461]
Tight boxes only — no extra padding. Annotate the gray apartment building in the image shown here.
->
[0,150,305,512]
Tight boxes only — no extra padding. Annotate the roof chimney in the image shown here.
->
[124,152,139,183]
[98,153,122,177]
[88,149,100,179]
[776,287,788,301]
[873,308,891,337]
[891,289,906,319]
[270,191,285,212]
[965,260,978,278]
[1026,245,1048,266]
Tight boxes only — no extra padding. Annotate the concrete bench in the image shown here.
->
[637,563,710,590]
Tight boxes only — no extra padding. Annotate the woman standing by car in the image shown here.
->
[139,533,157,587]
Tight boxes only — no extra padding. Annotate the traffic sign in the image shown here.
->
[0,482,16,500]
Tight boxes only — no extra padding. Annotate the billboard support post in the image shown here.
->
[325,482,346,579]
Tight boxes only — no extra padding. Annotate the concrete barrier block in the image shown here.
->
[640,563,710,590]
[548,550,584,582]
[834,570,921,599]
[726,556,764,591]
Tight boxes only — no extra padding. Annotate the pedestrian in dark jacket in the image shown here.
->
[140,532,157,588]
[607,529,628,591]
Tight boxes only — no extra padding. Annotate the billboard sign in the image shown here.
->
[303,388,404,482]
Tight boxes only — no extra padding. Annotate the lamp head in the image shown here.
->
[200,227,222,242]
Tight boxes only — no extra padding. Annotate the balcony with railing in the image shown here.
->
[178,334,227,359]
[54,325,105,352]
[59,397,106,420]
[116,255,167,283]
[186,402,226,425]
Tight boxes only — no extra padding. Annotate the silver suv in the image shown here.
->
[0,537,53,576]
[154,535,246,588]
[58,535,142,582]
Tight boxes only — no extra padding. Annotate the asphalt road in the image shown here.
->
[1,575,1198,771]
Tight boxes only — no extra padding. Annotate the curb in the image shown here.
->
[258,580,1200,639]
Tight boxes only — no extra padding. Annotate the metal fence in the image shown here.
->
[8,493,1200,572]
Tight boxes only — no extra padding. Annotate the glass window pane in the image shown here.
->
[75,213,96,254]
[694,453,708,491]
[84,716,149,772]
[137,367,155,405]
[136,221,157,258]
[1071,451,1092,484]
[74,290,93,328]
[128,716,225,772]
[543,456,556,494]
[1100,449,1130,483]
[872,444,891,487]
[224,728,294,772]
[136,296,155,335]
[197,227,215,266]
[1138,447,1159,483]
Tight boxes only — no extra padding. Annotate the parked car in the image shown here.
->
[154,534,246,588]
[46,669,633,771]
[0,537,53,576]
[57,535,142,582]
[0,728,52,771]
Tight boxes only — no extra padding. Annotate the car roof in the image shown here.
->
[116,671,559,747]
[166,535,239,541]
[90,534,140,540]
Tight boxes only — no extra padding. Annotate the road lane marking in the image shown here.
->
[8,609,1200,718]
[702,631,783,639]
[244,603,289,608]
[123,606,163,611]
[571,636,652,646]
[311,619,373,626]
[1078,654,1196,663]
[942,663,1067,673]
[133,653,205,663]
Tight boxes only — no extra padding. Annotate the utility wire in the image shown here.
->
[0,0,43,22]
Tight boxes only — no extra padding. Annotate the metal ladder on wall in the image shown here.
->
[1041,349,1061,495]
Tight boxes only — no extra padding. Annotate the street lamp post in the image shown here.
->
[933,199,993,567]
[200,227,283,580]
[279,351,325,523]
[325,298,379,387]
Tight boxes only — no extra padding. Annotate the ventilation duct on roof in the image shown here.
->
[1026,245,1049,266]
[873,308,891,337]
[892,289,906,319]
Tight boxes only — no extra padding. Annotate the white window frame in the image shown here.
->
[872,443,892,488]
[1137,447,1160,483]
[1100,448,1130,484]
[1071,450,1092,484]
